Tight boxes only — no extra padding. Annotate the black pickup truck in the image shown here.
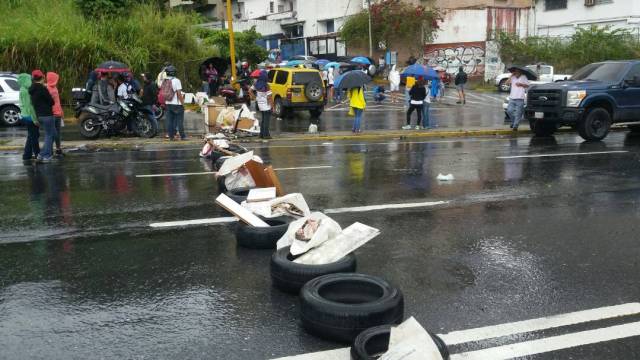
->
[525,60,640,141]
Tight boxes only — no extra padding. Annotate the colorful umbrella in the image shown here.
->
[333,70,372,90]
[250,69,263,78]
[285,60,306,67]
[402,64,438,80]
[315,59,330,66]
[95,60,129,73]
[351,56,372,65]
[323,62,341,69]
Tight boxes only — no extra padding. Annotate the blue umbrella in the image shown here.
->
[315,59,330,66]
[334,70,372,90]
[402,64,438,80]
[323,62,341,69]
[284,60,305,67]
[351,56,372,65]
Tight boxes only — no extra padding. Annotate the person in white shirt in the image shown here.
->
[250,71,274,139]
[507,68,530,131]
[388,65,400,103]
[161,65,186,140]
[327,67,335,102]
[116,73,129,100]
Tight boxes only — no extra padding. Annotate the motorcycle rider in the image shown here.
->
[90,71,115,106]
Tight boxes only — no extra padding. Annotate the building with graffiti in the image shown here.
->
[424,6,534,82]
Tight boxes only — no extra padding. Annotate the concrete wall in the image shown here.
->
[433,9,488,44]
[434,0,533,8]
[296,0,363,38]
[535,0,640,37]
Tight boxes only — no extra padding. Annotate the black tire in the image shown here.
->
[153,105,164,120]
[274,97,285,118]
[578,107,611,141]
[498,79,510,93]
[213,156,229,171]
[300,273,404,343]
[628,125,640,133]
[271,246,357,294]
[350,325,450,360]
[305,81,323,102]
[227,144,248,154]
[1,105,21,126]
[134,114,157,138]
[529,119,557,137]
[309,107,323,118]
[236,218,290,249]
[225,187,253,203]
[78,112,102,139]
[216,175,227,193]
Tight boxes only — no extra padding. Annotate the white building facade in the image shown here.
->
[535,0,640,37]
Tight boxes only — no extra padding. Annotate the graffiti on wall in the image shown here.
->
[424,42,486,76]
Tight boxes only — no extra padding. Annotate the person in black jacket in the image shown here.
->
[29,70,56,162]
[454,66,468,105]
[140,73,159,132]
[403,78,427,130]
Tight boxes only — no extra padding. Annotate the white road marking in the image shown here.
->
[323,200,448,214]
[450,321,640,360]
[136,171,215,178]
[149,217,237,228]
[440,302,640,345]
[136,165,333,178]
[497,150,628,159]
[149,200,448,228]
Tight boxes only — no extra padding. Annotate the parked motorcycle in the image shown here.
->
[220,78,251,107]
[78,94,157,139]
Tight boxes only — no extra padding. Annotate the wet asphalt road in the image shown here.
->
[1,130,640,359]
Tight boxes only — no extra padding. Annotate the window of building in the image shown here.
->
[336,41,346,57]
[289,1,294,11]
[309,40,318,55]
[270,2,274,13]
[544,0,567,11]
[275,71,289,85]
[595,0,613,4]
[326,20,335,33]
[327,38,336,53]
[318,39,327,54]
[278,4,285,12]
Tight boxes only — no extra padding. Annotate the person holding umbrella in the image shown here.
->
[403,78,427,130]
[249,70,274,139]
[349,86,366,133]
[335,70,371,133]
[506,66,530,131]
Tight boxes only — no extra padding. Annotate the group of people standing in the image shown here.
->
[19,70,64,163]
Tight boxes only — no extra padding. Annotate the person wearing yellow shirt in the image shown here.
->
[405,76,416,107]
[348,87,366,133]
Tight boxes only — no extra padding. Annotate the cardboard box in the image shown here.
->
[205,105,226,126]
[210,96,227,106]
[236,117,254,130]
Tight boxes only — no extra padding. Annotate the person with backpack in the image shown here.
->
[455,66,468,105]
[18,73,39,162]
[159,65,186,141]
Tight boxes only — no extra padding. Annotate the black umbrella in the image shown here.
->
[200,57,229,80]
[333,70,372,90]
[96,60,129,72]
[507,65,538,81]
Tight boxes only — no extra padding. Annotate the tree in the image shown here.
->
[341,0,441,55]
[198,26,268,66]
[75,0,131,18]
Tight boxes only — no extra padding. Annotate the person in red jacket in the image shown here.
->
[46,72,64,156]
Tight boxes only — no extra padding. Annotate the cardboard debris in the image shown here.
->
[246,160,272,188]
[210,96,227,106]
[242,193,311,219]
[215,193,269,227]
[265,165,284,196]
[205,105,227,126]
[381,317,443,360]
[277,213,342,256]
[247,187,276,203]
[236,117,255,130]
[294,222,379,265]
[217,151,254,176]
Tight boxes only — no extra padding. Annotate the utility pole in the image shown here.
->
[226,0,238,84]
[367,0,373,58]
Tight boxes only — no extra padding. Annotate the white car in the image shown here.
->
[0,73,21,126]
[495,64,571,92]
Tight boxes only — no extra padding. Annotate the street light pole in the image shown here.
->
[367,0,373,58]
[226,0,238,84]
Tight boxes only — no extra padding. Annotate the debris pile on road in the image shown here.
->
[204,102,260,138]
[211,149,450,359]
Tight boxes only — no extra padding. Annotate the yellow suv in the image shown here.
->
[267,68,325,118]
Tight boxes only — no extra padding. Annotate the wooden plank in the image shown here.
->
[265,165,285,196]
[215,193,269,227]
[245,160,272,188]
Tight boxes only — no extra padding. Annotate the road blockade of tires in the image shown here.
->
[270,246,357,294]
[299,273,404,343]
[350,324,450,360]
[235,217,291,249]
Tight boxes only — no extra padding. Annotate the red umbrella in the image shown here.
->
[250,69,263,78]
